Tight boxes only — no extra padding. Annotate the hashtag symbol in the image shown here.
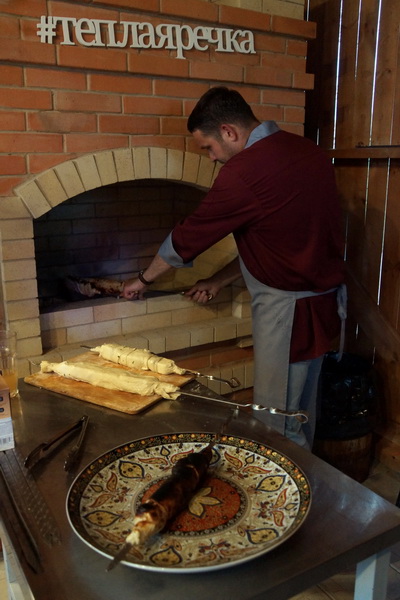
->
[36,16,57,44]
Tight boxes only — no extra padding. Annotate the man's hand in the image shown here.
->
[121,278,146,300]
[184,279,222,304]
[185,257,242,304]
[121,254,173,300]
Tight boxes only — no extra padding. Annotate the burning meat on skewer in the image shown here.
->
[107,442,213,571]
[65,276,124,298]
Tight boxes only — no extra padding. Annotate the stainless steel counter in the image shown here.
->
[2,380,400,600]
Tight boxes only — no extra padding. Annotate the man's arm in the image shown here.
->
[184,257,242,304]
[122,254,173,299]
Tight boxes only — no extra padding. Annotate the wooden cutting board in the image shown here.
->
[24,352,194,414]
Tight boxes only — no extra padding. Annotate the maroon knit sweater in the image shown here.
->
[172,130,345,361]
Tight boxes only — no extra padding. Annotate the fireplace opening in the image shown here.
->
[34,179,205,311]
[33,179,237,313]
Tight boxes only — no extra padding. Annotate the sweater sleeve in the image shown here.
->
[171,165,260,263]
[158,232,193,268]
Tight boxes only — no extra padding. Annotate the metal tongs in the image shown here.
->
[24,415,89,471]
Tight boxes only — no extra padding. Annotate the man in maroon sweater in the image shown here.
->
[122,87,345,450]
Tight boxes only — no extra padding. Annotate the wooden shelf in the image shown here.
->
[327,147,400,160]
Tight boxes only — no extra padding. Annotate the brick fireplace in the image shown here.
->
[0,0,315,385]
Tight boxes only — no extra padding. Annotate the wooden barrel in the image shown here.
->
[313,432,374,482]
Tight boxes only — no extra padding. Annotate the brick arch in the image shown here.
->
[14,147,220,218]
[3,147,240,368]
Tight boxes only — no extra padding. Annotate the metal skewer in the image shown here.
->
[184,370,240,388]
[178,391,308,423]
[80,345,241,388]
[106,537,133,571]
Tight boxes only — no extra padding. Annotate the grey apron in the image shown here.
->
[239,259,345,434]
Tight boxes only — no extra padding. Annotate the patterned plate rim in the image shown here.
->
[66,432,312,573]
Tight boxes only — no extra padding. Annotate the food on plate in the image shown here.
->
[40,360,180,399]
[66,276,124,298]
[107,442,213,570]
[90,343,186,375]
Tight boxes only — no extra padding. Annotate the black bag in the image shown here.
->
[315,351,378,440]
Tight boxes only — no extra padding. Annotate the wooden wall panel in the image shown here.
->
[392,63,400,145]
[370,0,400,145]
[351,0,380,147]
[307,0,400,468]
[305,0,340,145]
[335,161,368,277]
[362,161,388,301]
[334,1,363,148]
[380,162,400,330]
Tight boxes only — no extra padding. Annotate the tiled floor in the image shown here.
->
[0,461,400,600]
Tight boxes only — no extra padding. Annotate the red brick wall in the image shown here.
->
[0,0,315,373]
[0,0,315,196]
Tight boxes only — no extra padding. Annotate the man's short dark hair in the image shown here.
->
[187,86,258,135]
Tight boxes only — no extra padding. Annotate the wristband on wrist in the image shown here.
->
[138,270,154,285]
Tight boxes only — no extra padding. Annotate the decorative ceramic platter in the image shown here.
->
[66,433,311,573]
